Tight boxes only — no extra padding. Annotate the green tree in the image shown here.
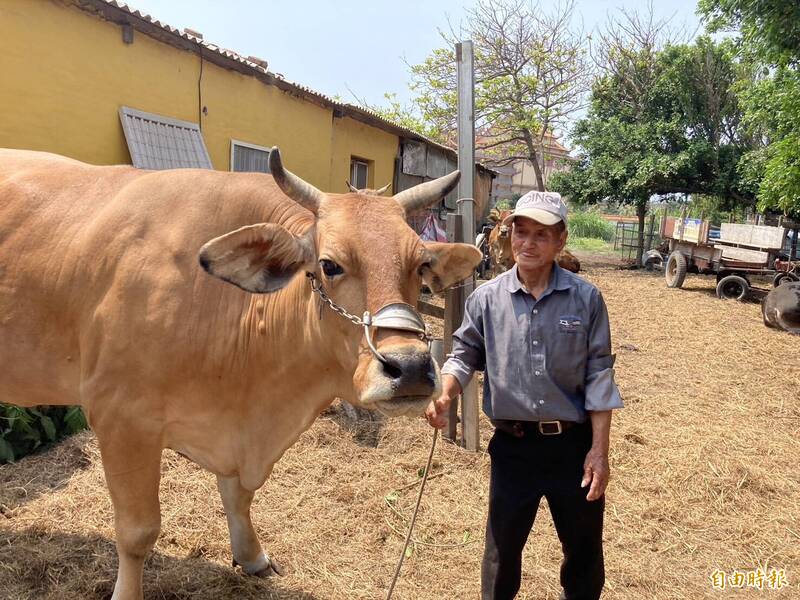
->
[551,10,678,263]
[551,12,755,262]
[700,0,800,216]
[738,68,800,215]
[698,0,800,66]
[408,0,589,191]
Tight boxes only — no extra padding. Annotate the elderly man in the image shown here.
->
[426,191,623,600]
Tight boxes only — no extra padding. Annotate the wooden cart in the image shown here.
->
[661,217,799,300]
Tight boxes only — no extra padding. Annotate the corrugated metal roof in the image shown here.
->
[119,106,213,170]
[81,0,494,174]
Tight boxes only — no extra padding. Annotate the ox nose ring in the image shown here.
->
[363,303,428,365]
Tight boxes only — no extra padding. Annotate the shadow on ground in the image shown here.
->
[0,432,94,511]
[0,528,320,600]
[680,283,768,304]
[323,400,385,448]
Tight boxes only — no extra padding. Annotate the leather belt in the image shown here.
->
[492,419,579,438]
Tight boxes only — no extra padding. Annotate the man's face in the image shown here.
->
[510,217,567,271]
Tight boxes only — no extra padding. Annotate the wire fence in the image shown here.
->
[612,214,663,263]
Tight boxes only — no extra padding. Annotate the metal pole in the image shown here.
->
[443,214,464,444]
[456,40,479,452]
[456,40,475,252]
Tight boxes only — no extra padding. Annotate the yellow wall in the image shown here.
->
[199,64,333,189]
[0,0,398,191]
[330,116,398,194]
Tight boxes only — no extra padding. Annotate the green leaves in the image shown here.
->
[758,133,800,214]
[699,0,800,68]
[568,209,615,241]
[400,0,588,177]
[0,437,14,463]
[552,37,756,211]
[64,406,88,434]
[0,404,88,464]
[700,1,800,217]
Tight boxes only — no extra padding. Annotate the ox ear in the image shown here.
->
[420,242,482,294]
[199,224,314,293]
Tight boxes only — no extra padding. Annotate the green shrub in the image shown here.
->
[568,209,615,241]
[0,404,87,463]
[567,237,615,253]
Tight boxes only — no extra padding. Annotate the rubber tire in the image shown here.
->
[665,251,687,288]
[773,272,800,287]
[716,274,750,300]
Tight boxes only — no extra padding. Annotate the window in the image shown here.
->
[118,106,212,169]
[230,140,271,173]
[350,158,369,189]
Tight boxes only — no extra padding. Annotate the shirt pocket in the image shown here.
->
[549,324,588,385]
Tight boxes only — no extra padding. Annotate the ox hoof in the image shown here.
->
[233,556,285,577]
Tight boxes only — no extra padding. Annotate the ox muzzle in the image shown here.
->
[307,273,438,414]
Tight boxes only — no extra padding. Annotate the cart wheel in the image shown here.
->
[665,251,687,288]
[773,272,800,287]
[716,274,750,300]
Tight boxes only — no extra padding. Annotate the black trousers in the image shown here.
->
[481,422,606,600]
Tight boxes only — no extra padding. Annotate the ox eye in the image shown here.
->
[417,262,432,276]
[320,259,343,278]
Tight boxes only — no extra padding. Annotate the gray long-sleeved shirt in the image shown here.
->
[440,263,623,422]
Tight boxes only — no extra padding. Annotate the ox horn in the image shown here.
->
[346,180,359,193]
[269,147,325,215]
[373,182,391,195]
[393,170,461,215]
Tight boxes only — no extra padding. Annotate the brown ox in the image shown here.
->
[0,148,480,600]
[762,281,800,334]
[487,209,581,275]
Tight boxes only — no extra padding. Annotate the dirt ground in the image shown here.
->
[1,254,798,599]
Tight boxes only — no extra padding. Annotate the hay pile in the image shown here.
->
[1,258,798,599]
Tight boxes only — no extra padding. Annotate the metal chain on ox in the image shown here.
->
[305,271,440,599]
[306,272,433,364]
[306,271,366,327]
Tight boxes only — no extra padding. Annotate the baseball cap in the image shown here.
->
[502,191,568,227]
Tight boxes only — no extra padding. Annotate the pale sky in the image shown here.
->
[127,0,703,112]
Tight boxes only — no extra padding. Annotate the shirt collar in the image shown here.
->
[505,262,572,295]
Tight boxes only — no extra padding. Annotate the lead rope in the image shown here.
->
[385,427,439,600]
[305,271,442,597]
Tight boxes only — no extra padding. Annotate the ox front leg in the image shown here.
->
[217,475,283,577]
[97,432,163,600]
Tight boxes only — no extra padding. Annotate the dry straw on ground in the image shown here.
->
[1,255,798,599]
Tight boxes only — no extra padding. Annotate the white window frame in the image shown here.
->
[350,158,369,189]
[230,139,273,172]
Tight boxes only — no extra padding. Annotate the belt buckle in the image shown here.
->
[538,420,562,435]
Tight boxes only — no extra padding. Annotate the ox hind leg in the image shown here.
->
[217,475,283,577]
[96,428,163,600]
